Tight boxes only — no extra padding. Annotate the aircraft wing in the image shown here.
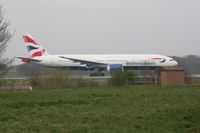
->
[16,57,41,63]
[59,56,107,66]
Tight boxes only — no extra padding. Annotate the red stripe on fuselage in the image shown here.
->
[23,35,39,45]
[150,58,163,60]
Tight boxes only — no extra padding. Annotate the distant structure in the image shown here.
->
[125,66,185,86]
[159,66,184,86]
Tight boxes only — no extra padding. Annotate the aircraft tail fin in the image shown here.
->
[23,33,49,58]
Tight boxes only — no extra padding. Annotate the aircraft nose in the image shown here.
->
[173,61,178,66]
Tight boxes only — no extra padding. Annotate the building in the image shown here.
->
[159,66,184,86]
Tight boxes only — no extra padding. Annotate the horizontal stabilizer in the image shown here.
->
[16,57,41,63]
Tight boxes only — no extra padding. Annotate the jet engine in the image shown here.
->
[107,64,123,73]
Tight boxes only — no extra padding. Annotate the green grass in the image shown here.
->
[0,85,200,133]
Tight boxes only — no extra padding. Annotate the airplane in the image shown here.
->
[16,33,178,73]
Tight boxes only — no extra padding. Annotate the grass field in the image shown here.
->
[0,85,200,133]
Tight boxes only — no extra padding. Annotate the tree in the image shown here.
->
[173,55,200,75]
[0,6,13,77]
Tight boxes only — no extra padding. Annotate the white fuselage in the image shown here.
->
[20,34,178,71]
[32,54,178,67]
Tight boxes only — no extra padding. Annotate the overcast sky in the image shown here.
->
[1,0,200,60]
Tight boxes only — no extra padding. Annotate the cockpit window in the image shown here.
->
[170,59,174,61]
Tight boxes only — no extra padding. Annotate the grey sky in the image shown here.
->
[1,0,200,60]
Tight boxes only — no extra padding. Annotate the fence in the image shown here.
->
[0,79,30,90]
[185,76,200,84]
[0,76,159,90]
[127,76,157,86]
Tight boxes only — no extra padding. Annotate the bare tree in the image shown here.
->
[0,6,13,77]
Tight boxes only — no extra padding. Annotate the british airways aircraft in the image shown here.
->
[16,34,178,72]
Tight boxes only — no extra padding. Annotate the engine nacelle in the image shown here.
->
[107,64,123,73]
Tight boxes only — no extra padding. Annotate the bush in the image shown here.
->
[109,71,137,86]
[30,69,137,89]
[30,70,101,89]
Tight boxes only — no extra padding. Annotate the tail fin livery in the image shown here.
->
[23,33,49,58]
